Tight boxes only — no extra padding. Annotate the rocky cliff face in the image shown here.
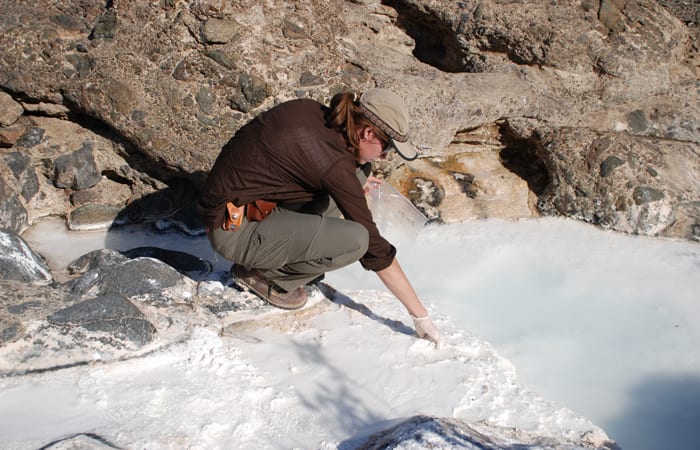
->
[1,0,698,239]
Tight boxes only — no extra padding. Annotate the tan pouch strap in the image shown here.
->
[222,201,245,231]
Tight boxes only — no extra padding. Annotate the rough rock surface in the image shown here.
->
[0,0,697,240]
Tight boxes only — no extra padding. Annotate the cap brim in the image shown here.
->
[391,139,419,161]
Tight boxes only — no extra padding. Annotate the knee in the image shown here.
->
[350,222,370,258]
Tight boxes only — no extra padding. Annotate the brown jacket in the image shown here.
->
[197,99,396,271]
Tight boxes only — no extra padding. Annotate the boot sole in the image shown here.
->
[233,269,307,310]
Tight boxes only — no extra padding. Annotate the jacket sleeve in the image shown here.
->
[320,159,396,271]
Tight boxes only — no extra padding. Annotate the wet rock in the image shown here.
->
[68,203,122,231]
[48,293,156,346]
[0,229,52,283]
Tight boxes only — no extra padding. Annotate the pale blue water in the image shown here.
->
[328,217,700,450]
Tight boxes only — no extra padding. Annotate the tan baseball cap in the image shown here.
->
[358,89,419,161]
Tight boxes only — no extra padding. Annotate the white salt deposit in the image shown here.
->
[7,215,700,450]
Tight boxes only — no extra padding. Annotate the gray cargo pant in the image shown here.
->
[207,170,370,292]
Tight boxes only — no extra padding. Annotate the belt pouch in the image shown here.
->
[222,201,245,231]
[246,200,277,222]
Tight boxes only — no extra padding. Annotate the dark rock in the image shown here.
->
[204,49,236,70]
[15,127,44,148]
[239,72,271,107]
[48,293,156,346]
[69,256,183,301]
[39,432,121,449]
[123,247,212,280]
[626,109,648,133]
[0,280,67,345]
[65,53,95,78]
[53,141,102,190]
[0,322,22,343]
[633,186,665,205]
[600,156,626,178]
[90,10,118,40]
[67,248,129,276]
[0,229,52,283]
[351,415,619,450]
[7,300,42,315]
[5,151,39,201]
[152,202,206,236]
[50,14,82,32]
[195,87,216,114]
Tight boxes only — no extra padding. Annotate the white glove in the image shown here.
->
[411,314,442,348]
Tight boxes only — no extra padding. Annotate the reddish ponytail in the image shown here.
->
[326,92,389,157]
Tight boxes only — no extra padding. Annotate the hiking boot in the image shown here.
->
[232,264,307,310]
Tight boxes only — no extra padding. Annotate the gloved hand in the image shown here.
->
[411,314,442,348]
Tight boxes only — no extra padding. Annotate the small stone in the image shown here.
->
[195,87,216,113]
[90,10,118,40]
[282,19,307,40]
[201,19,238,44]
[68,204,122,231]
[632,186,664,205]
[600,155,626,178]
[0,91,24,126]
[626,109,648,133]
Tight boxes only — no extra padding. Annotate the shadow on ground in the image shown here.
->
[606,373,700,450]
